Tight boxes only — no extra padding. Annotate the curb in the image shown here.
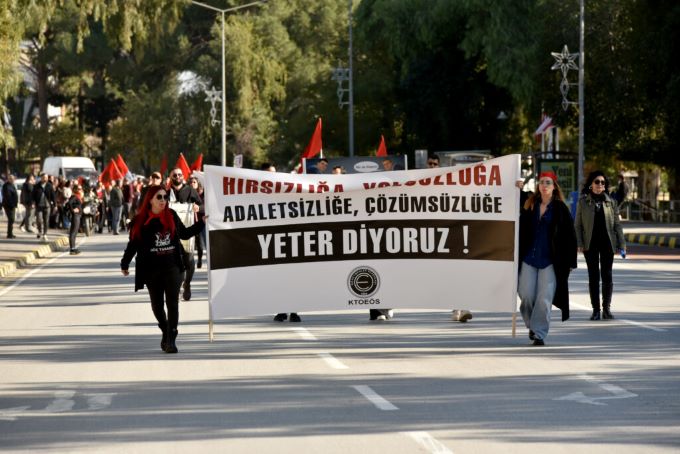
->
[0,236,70,279]
[625,233,680,249]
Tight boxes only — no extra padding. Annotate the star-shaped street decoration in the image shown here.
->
[204,86,222,105]
[551,45,579,77]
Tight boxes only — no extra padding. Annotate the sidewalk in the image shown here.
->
[0,215,69,279]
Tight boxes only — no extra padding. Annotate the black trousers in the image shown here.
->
[69,214,81,250]
[4,207,15,236]
[584,243,614,288]
[146,266,185,331]
[182,250,195,288]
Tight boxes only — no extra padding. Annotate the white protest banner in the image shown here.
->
[204,154,521,319]
[169,202,195,253]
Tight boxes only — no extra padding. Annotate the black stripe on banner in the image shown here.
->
[209,219,515,270]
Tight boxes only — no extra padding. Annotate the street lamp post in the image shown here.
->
[550,0,585,186]
[330,0,355,157]
[191,1,265,166]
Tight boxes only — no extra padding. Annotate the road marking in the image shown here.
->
[352,385,398,411]
[84,393,116,410]
[403,431,453,454]
[317,352,349,369]
[0,406,31,421]
[44,390,76,412]
[0,237,89,298]
[0,390,115,420]
[571,303,666,332]
[554,374,637,406]
[291,327,317,340]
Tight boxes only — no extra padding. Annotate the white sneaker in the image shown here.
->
[376,315,387,321]
[20,226,26,233]
[42,235,48,243]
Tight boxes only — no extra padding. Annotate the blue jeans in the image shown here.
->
[518,263,556,341]
[111,206,123,234]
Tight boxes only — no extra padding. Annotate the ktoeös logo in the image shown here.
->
[347,266,380,297]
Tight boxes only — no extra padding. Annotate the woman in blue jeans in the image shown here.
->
[518,172,577,346]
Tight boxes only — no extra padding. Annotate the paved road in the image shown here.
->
[0,233,678,453]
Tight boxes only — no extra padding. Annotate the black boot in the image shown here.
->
[165,323,178,353]
[602,283,614,319]
[588,282,601,320]
[158,323,168,352]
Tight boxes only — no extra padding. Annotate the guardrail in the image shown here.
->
[621,199,680,223]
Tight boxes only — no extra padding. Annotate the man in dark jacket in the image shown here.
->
[19,174,35,233]
[32,173,56,242]
[2,175,19,238]
[168,168,202,301]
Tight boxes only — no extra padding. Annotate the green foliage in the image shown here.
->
[2,0,679,195]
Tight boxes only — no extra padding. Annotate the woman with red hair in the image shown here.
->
[518,172,577,346]
[121,185,205,353]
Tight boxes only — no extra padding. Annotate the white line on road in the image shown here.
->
[571,302,666,332]
[84,393,116,410]
[44,390,76,412]
[0,237,88,298]
[317,352,349,369]
[291,327,317,340]
[352,385,399,411]
[0,406,31,421]
[554,374,638,405]
[402,431,454,454]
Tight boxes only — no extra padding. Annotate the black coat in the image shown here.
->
[519,199,577,321]
[64,195,83,219]
[2,182,18,209]
[32,181,55,208]
[121,209,204,291]
[20,181,33,205]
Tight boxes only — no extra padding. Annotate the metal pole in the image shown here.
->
[348,0,355,157]
[221,12,227,167]
[578,0,585,186]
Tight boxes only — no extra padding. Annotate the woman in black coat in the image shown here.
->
[518,171,577,346]
[121,185,205,353]
[64,185,83,254]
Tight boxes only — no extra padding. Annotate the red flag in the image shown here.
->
[302,118,323,159]
[115,154,130,177]
[376,135,388,157]
[98,159,123,186]
[174,153,191,179]
[298,118,323,173]
[159,155,168,177]
[190,153,204,172]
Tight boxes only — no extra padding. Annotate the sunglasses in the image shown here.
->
[172,173,183,177]
[593,179,606,185]
[155,193,169,201]
[539,179,554,186]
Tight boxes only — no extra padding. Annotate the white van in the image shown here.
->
[42,156,98,181]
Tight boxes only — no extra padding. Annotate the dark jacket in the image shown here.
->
[169,183,201,204]
[64,195,83,219]
[20,180,34,205]
[519,198,577,321]
[2,182,18,209]
[120,209,204,291]
[32,181,55,209]
[574,192,625,252]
